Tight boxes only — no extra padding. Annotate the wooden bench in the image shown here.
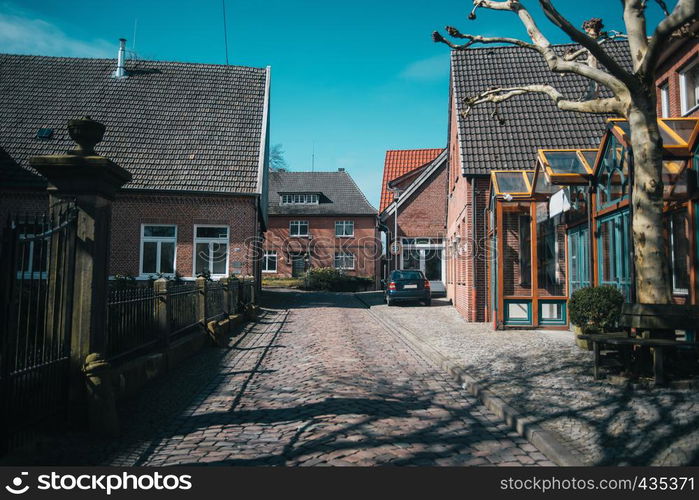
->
[577,303,699,385]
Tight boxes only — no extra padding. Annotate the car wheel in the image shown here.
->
[423,299,431,307]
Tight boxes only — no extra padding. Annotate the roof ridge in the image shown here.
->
[0,53,267,71]
[449,39,627,53]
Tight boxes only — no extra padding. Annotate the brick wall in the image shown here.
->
[111,193,260,278]
[0,189,262,279]
[263,215,379,278]
[445,172,491,322]
[655,39,699,118]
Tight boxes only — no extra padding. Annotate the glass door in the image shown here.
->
[567,224,590,294]
[597,210,631,300]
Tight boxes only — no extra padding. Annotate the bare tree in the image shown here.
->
[270,143,289,172]
[435,0,697,304]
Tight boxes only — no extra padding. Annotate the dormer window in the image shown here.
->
[281,193,319,205]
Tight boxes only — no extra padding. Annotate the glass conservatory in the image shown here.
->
[486,117,699,329]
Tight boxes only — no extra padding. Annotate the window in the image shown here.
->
[289,220,309,237]
[680,59,699,115]
[262,251,277,273]
[141,225,177,276]
[518,215,531,287]
[660,83,670,118]
[334,251,355,270]
[669,211,690,295]
[335,220,354,237]
[16,221,49,279]
[194,225,228,277]
[281,193,319,205]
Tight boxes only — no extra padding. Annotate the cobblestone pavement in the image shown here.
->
[65,289,551,467]
[359,292,699,466]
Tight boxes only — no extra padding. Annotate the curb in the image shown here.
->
[354,293,586,467]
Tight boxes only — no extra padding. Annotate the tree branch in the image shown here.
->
[538,0,639,90]
[622,0,649,71]
[641,0,698,78]
[433,26,539,51]
[461,85,625,117]
[454,1,630,96]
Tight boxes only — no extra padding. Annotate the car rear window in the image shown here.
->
[391,270,424,280]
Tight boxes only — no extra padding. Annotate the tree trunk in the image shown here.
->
[628,103,672,304]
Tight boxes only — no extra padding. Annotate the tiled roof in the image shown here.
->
[379,148,443,212]
[451,41,632,175]
[268,170,377,216]
[0,54,269,193]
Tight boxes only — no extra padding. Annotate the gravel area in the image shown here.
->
[359,292,699,466]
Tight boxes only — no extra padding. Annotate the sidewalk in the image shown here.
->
[355,292,699,466]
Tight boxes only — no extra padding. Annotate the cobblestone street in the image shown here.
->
[358,292,699,466]
[77,289,551,467]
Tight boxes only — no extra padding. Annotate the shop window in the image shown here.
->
[504,300,531,326]
[539,300,567,326]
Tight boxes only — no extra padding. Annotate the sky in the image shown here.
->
[0,0,671,207]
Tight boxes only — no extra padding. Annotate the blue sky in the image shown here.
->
[0,1,670,206]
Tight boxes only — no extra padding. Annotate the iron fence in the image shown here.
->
[168,283,198,338]
[0,205,77,454]
[106,287,158,360]
[206,281,225,321]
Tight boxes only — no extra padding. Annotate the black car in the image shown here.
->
[384,269,431,306]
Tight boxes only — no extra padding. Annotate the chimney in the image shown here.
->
[113,38,127,78]
[338,168,345,172]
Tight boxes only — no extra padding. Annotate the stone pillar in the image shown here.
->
[196,276,207,326]
[30,117,132,399]
[154,278,170,347]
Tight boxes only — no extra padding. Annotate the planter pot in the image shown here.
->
[573,325,593,351]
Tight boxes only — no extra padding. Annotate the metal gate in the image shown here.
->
[0,203,78,454]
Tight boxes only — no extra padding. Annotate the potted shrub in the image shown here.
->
[568,286,624,350]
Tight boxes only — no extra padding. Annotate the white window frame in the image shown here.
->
[139,224,178,277]
[262,250,277,273]
[334,251,355,270]
[193,224,229,278]
[679,58,699,116]
[335,220,354,237]
[289,220,309,237]
[660,82,670,118]
[281,194,319,205]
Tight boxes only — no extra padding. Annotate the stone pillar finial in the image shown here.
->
[67,116,106,156]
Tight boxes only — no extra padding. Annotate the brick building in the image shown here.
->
[656,38,699,119]
[378,148,447,294]
[263,170,379,279]
[446,41,631,322]
[0,47,270,281]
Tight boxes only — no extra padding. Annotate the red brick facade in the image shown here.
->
[655,39,699,118]
[382,162,448,241]
[0,190,263,280]
[263,215,379,278]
